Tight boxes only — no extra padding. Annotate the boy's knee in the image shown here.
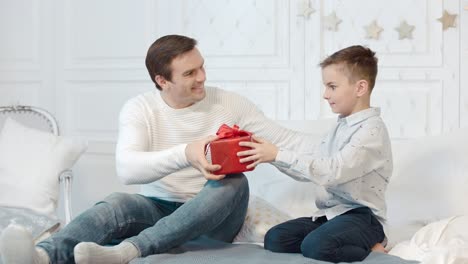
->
[301,246,334,262]
[301,236,337,262]
[263,228,286,252]
[302,249,334,262]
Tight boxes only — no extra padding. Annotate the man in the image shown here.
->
[0,35,313,264]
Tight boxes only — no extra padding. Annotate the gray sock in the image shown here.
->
[74,241,139,264]
[0,224,50,264]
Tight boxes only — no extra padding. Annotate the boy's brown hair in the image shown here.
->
[320,45,378,92]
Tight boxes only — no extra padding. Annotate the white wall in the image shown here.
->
[1,0,466,217]
[462,1,468,127]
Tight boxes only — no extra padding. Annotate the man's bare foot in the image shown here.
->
[371,242,388,253]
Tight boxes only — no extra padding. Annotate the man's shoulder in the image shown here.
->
[205,86,252,105]
[124,90,158,106]
[206,86,235,98]
[133,90,158,101]
[120,90,158,115]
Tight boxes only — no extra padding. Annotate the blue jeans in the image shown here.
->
[264,207,385,263]
[37,173,249,263]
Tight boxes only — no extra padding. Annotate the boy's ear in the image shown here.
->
[155,75,168,89]
[355,80,369,97]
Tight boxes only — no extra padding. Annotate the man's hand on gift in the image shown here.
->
[238,136,278,169]
[185,135,226,181]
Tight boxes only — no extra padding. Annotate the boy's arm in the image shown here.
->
[273,123,392,186]
[239,136,318,182]
[238,136,280,169]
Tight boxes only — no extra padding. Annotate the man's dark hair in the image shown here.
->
[146,35,197,90]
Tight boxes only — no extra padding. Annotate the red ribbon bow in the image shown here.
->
[216,124,251,139]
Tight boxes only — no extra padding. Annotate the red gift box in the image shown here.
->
[209,124,255,175]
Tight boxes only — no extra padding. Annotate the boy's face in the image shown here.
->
[157,47,207,109]
[321,64,363,117]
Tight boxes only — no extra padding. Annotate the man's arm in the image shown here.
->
[115,99,224,184]
[238,136,317,182]
[185,136,225,181]
[233,94,319,154]
[115,100,191,184]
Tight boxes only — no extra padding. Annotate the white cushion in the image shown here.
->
[0,207,59,242]
[385,127,468,247]
[0,118,87,219]
[389,215,468,263]
[247,164,319,219]
[233,195,290,243]
[246,119,335,218]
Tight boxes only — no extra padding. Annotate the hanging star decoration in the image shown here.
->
[364,20,383,40]
[297,0,315,18]
[323,12,342,31]
[437,10,457,30]
[395,20,415,40]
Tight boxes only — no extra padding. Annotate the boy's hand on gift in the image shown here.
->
[238,136,278,169]
[186,135,226,181]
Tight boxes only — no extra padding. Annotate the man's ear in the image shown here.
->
[355,80,369,97]
[155,75,168,89]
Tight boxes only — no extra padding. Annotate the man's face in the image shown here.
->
[157,47,206,109]
[321,64,360,117]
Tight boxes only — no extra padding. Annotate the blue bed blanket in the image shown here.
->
[131,237,419,264]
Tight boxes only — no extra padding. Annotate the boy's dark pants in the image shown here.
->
[264,207,385,263]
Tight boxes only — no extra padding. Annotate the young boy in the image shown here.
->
[238,45,392,263]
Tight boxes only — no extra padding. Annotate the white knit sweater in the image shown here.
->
[115,86,314,202]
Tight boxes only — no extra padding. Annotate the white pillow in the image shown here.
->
[245,119,334,219]
[233,195,291,243]
[247,164,318,218]
[389,215,468,263]
[0,118,87,219]
[0,207,60,242]
[385,127,468,247]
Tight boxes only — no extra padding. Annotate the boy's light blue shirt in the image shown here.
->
[274,107,393,222]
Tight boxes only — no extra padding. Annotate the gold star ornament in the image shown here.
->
[297,0,315,18]
[395,20,415,40]
[437,10,457,30]
[364,20,383,40]
[324,12,342,31]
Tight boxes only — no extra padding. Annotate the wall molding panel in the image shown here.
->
[320,0,443,67]
[373,80,443,138]
[461,0,468,127]
[0,81,41,106]
[0,0,41,70]
[62,0,156,70]
[208,80,290,120]
[64,80,153,138]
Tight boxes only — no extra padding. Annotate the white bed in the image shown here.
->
[210,119,468,264]
[130,119,468,263]
[2,116,467,264]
